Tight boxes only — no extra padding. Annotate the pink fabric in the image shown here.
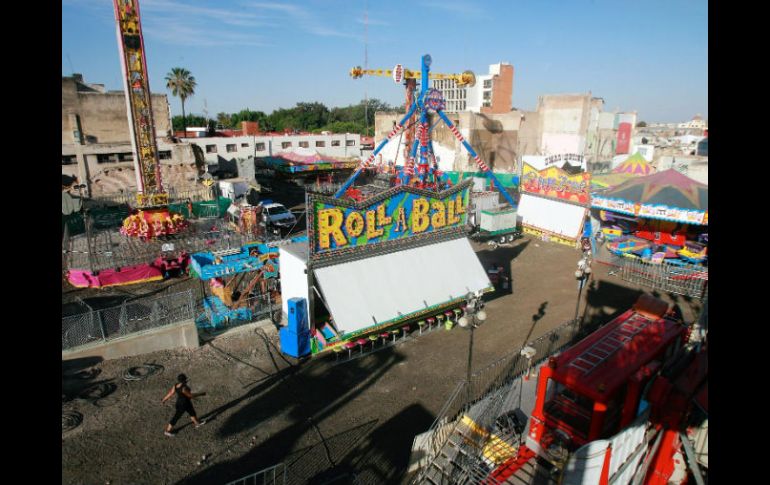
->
[279,152,324,164]
[68,264,163,288]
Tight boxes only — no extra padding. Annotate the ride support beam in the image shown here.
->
[435,109,517,207]
[334,102,419,198]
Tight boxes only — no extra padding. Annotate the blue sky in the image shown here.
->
[62,0,707,123]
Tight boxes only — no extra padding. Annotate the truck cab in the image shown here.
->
[526,294,686,469]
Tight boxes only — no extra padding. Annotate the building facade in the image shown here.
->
[184,132,362,166]
[373,91,630,175]
[62,74,201,197]
[430,63,514,114]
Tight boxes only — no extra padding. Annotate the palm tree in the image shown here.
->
[165,67,197,137]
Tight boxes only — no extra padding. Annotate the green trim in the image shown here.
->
[311,286,495,355]
[481,208,517,216]
[479,227,521,236]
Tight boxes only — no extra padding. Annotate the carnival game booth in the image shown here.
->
[591,169,708,266]
[279,179,493,358]
[190,241,283,329]
[516,163,592,248]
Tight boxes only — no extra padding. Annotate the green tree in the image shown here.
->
[216,112,232,129]
[636,121,647,128]
[172,115,213,133]
[231,109,268,131]
[165,67,197,135]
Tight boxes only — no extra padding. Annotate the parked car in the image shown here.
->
[262,202,297,229]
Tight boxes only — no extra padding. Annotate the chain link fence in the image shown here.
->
[62,290,195,351]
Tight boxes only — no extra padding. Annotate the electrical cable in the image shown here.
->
[76,382,117,402]
[62,410,83,433]
[122,363,165,381]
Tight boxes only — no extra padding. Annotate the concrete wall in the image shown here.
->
[62,141,201,196]
[538,93,593,155]
[375,110,526,173]
[61,319,199,362]
[62,76,171,145]
[185,133,362,165]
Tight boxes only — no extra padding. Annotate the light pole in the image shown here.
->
[458,291,487,404]
[574,256,592,323]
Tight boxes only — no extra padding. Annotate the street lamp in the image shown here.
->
[573,257,592,323]
[458,291,487,404]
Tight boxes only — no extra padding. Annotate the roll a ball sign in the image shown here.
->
[312,185,470,254]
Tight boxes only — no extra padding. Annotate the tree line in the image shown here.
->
[171,99,404,136]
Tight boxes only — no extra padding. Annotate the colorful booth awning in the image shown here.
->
[612,152,654,176]
[592,169,708,225]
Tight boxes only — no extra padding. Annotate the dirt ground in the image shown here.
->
[61,236,703,485]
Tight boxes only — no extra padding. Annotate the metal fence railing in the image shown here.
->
[65,224,255,273]
[196,291,281,332]
[620,258,708,299]
[62,290,195,351]
[88,186,213,207]
[224,462,287,485]
[414,317,598,481]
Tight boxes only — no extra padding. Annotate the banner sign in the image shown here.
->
[308,180,471,257]
[521,163,591,205]
[592,195,708,225]
[543,153,585,168]
[616,122,632,154]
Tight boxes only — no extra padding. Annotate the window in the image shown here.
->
[255,142,266,151]
[346,139,356,146]
[299,141,309,148]
[267,206,289,215]
[158,150,172,160]
[483,79,492,89]
[315,140,326,147]
[241,143,249,148]
[483,90,492,100]
[543,380,592,439]
[118,153,134,162]
[226,144,237,153]
[97,153,117,164]
[206,144,217,153]
[332,140,341,147]
[62,155,76,165]
[281,142,292,149]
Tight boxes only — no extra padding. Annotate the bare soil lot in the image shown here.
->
[62,237,702,485]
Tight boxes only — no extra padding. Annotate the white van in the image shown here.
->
[262,202,297,229]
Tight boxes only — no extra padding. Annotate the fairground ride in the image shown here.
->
[112,0,187,239]
[350,64,475,166]
[338,54,516,207]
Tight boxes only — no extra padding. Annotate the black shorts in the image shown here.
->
[168,402,196,425]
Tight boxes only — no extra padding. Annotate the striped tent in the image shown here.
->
[612,152,654,176]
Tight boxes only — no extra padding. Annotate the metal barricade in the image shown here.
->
[224,462,287,485]
[620,258,708,299]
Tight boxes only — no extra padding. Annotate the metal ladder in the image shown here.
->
[567,314,652,375]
